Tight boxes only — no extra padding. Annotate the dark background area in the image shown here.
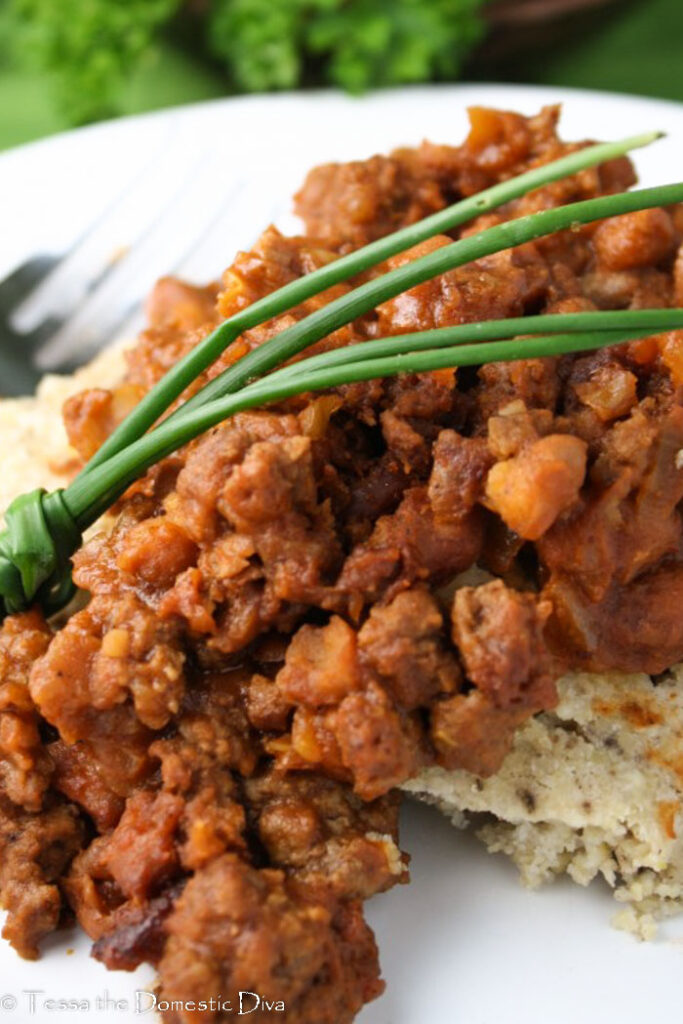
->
[471,0,682,100]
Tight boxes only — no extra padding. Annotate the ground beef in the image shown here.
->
[2,103,683,1022]
[358,589,461,710]
[157,856,384,1024]
[0,611,53,812]
[0,796,84,958]
[451,581,554,711]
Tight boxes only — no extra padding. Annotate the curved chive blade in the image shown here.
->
[6,303,683,621]
[79,130,661,477]
[241,309,683,391]
[66,323,671,528]
[161,181,683,426]
[0,126,676,622]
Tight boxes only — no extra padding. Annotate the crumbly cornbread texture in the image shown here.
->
[0,345,127,517]
[404,667,683,937]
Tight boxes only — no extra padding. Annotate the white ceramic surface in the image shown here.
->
[1,84,682,1024]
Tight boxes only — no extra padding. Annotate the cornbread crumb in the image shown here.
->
[612,908,657,942]
[365,832,405,876]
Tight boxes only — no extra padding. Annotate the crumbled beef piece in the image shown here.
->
[329,683,427,801]
[358,589,461,709]
[295,154,445,249]
[0,611,53,811]
[49,740,124,831]
[428,431,493,520]
[92,881,184,971]
[243,769,406,899]
[30,593,185,737]
[62,836,128,942]
[564,404,683,588]
[475,358,561,423]
[116,517,198,589]
[217,433,342,606]
[451,580,555,711]
[168,667,259,781]
[157,855,384,1024]
[337,486,484,604]
[246,674,292,732]
[380,408,431,475]
[545,563,683,675]
[167,412,301,542]
[100,789,184,901]
[430,691,530,776]
[377,244,548,336]
[0,797,84,958]
[145,277,218,331]
[63,389,119,462]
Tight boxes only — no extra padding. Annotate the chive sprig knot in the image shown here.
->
[0,489,79,618]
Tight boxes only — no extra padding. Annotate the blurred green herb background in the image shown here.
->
[0,0,681,151]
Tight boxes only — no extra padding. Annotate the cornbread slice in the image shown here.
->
[0,345,127,518]
[404,667,683,937]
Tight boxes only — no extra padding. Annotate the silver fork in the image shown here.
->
[0,134,292,398]
[0,256,61,395]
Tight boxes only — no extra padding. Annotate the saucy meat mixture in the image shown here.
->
[3,105,683,1021]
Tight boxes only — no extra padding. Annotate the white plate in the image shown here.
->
[1,84,683,1024]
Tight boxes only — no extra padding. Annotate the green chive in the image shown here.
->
[79,131,661,476]
[3,129,682,622]
[66,325,665,527]
[162,181,683,431]
[244,309,683,391]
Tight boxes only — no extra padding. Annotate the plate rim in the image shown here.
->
[3,80,683,168]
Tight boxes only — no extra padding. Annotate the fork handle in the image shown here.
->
[0,343,41,397]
